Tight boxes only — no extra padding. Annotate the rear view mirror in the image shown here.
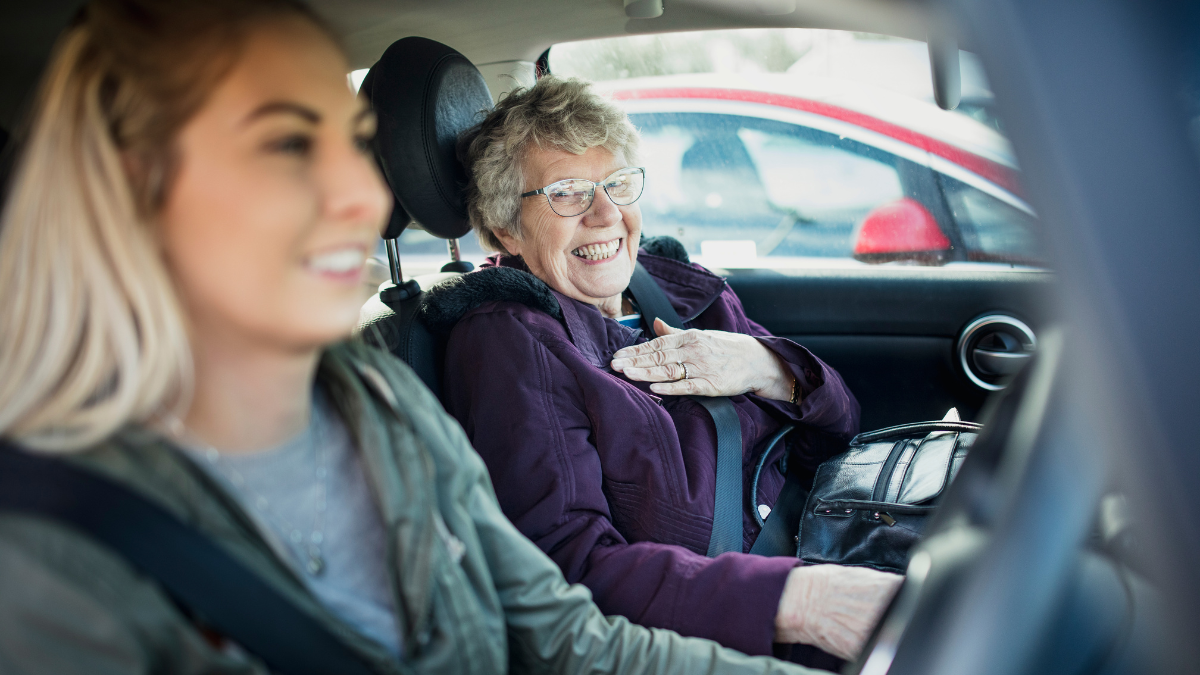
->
[929,32,962,111]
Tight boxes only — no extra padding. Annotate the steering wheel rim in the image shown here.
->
[848,330,1110,675]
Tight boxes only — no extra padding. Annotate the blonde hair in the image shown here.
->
[0,0,329,452]
[458,76,642,253]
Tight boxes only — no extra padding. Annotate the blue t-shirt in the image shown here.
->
[184,391,402,659]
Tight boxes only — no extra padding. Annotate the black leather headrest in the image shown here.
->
[364,37,492,240]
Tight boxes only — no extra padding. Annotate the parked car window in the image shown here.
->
[941,177,1041,264]
[634,112,906,261]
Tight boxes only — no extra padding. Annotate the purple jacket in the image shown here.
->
[429,247,860,657]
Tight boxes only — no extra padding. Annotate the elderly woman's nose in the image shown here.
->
[584,187,623,226]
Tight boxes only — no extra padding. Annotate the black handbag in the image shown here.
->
[796,420,981,573]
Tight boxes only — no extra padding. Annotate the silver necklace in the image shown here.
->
[189,415,330,577]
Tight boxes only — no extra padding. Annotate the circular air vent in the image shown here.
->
[957,314,1037,391]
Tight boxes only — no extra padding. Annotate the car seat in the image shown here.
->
[356,37,494,399]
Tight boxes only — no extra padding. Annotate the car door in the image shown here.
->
[726,265,1051,431]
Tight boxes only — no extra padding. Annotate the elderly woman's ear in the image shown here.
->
[491,227,522,257]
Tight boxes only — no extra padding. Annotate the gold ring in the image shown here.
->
[678,361,689,380]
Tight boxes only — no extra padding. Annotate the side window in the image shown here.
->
[941,177,1043,265]
[633,112,907,262]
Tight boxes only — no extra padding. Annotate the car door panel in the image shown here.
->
[725,268,1054,430]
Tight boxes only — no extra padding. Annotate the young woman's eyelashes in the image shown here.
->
[265,132,314,157]
[263,129,374,158]
[353,115,377,154]
[353,131,374,154]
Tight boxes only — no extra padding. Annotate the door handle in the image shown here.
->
[959,315,1038,391]
[973,348,1032,375]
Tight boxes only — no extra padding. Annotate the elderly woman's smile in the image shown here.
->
[572,237,622,262]
[493,145,642,315]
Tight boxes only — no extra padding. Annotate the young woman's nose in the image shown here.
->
[319,137,391,231]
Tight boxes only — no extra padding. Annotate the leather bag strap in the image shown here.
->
[627,263,743,557]
[0,441,382,675]
[851,420,982,445]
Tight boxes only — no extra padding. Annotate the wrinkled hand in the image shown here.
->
[775,565,903,660]
[610,318,794,400]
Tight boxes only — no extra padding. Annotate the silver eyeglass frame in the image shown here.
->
[519,167,646,217]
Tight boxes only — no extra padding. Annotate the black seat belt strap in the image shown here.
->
[0,441,381,675]
[693,396,745,556]
[626,261,683,334]
[627,263,744,556]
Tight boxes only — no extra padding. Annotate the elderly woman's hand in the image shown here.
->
[774,565,903,661]
[610,318,796,400]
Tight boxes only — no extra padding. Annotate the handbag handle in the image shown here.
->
[851,420,982,445]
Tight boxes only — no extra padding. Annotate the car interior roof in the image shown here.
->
[313,0,932,68]
[0,0,935,129]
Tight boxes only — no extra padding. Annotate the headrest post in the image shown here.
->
[384,238,404,286]
[439,238,475,273]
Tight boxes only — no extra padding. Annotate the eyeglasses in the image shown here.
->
[520,167,645,217]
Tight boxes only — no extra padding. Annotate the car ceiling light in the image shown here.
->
[624,0,663,19]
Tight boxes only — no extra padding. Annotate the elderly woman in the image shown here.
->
[433,77,902,665]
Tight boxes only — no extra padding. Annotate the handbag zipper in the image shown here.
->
[812,498,936,526]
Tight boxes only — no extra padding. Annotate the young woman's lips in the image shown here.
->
[303,246,367,283]
[571,238,623,266]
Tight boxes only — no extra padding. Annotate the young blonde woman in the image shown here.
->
[0,1,829,673]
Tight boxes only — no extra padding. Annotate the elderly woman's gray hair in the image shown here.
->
[458,76,641,254]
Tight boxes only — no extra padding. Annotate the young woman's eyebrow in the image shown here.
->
[243,101,322,126]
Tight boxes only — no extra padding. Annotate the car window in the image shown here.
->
[940,177,1041,264]
[634,112,907,261]
[551,29,1047,270]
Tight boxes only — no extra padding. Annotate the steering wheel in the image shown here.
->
[847,331,1134,675]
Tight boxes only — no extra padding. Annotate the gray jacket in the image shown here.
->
[0,341,821,675]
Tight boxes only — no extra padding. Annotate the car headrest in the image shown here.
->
[364,37,492,240]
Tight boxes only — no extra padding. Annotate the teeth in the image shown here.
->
[306,248,365,273]
[572,239,620,261]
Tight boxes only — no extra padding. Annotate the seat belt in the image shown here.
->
[0,441,383,675]
[626,263,744,557]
